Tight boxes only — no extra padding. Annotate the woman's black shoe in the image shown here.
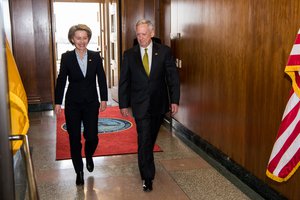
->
[76,171,84,185]
[86,157,94,172]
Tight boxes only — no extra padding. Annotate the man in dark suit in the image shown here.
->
[55,24,108,186]
[118,19,180,192]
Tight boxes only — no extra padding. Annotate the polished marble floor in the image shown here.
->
[26,96,265,200]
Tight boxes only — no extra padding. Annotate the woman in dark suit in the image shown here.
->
[55,24,108,186]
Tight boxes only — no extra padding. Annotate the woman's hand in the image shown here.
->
[55,104,62,115]
[100,101,107,112]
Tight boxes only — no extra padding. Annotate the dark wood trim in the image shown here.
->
[28,103,53,112]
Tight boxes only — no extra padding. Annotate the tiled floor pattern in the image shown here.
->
[25,95,264,199]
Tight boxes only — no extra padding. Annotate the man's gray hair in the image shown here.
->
[136,19,154,31]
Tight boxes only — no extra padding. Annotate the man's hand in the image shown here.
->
[120,108,129,117]
[170,104,179,116]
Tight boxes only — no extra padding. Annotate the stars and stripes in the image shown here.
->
[266,29,300,182]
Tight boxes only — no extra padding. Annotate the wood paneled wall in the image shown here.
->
[8,0,299,198]
[158,0,171,46]
[10,0,54,105]
[166,0,300,199]
[121,0,159,53]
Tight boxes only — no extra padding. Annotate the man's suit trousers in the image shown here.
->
[135,114,164,180]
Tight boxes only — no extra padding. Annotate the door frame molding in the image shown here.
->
[0,3,15,199]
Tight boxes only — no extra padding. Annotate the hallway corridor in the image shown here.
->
[26,101,264,199]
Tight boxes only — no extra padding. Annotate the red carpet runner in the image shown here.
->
[56,106,162,160]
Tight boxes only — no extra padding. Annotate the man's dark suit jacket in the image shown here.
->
[55,50,108,105]
[119,42,180,119]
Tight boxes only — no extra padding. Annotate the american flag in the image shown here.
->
[266,29,300,182]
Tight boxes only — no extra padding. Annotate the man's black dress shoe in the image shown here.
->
[142,179,153,192]
[86,157,94,172]
[76,171,84,185]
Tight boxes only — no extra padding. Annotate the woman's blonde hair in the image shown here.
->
[68,24,92,45]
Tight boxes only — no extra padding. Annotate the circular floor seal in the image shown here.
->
[62,118,132,134]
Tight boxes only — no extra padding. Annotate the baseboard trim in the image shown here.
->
[28,103,53,112]
[165,118,287,200]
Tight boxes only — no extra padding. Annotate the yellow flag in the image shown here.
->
[6,39,30,154]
